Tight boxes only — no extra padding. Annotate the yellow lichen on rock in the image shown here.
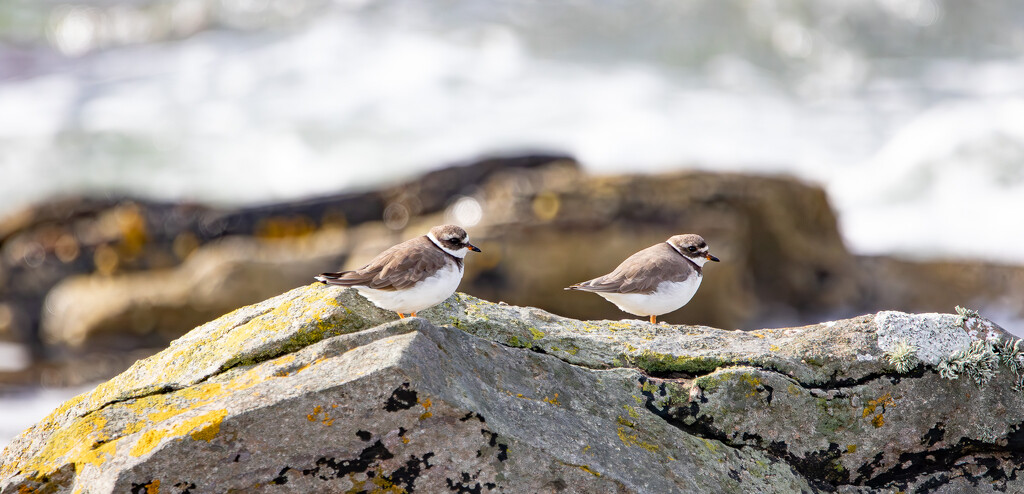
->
[130,429,167,458]
[8,411,116,481]
[129,408,228,458]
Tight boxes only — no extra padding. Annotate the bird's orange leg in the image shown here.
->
[410,312,418,318]
[649,315,657,324]
[397,313,406,319]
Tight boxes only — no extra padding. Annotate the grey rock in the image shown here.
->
[2,285,1023,493]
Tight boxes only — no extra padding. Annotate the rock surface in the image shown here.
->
[3,285,1024,493]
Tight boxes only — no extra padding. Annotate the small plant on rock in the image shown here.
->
[993,337,1024,391]
[955,305,980,328]
[938,340,999,387]
[885,339,920,374]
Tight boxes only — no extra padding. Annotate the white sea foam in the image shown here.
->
[1,0,1023,267]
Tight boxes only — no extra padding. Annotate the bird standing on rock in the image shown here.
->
[565,234,719,324]
[316,225,480,318]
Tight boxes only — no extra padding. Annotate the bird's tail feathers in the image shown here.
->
[315,271,356,285]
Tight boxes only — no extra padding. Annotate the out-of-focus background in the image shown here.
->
[3,0,1024,447]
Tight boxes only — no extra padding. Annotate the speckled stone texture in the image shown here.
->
[2,285,1022,493]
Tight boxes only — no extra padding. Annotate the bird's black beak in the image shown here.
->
[467,242,481,252]
[706,254,720,262]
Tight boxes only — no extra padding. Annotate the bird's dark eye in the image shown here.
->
[688,246,697,252]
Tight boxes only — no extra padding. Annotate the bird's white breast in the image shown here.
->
[356,262,464,314]
[596,274,702,317]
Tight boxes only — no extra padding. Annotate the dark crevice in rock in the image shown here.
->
[497,335,933,394]
[90,384,184,415]
[636,377,840,492]
[636,359,930,393]
[810,365,930,391]
[858,426,1024,491]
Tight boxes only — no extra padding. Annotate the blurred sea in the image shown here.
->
[3,0,1024,448]
[2,0,1024,263]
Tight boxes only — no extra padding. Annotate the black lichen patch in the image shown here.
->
[270,467,291,485]
[384,452,436,492]
[301,440,394,480]
[460,411,486,423]
[481,429,498,447]
[446,470,495,493]
[922,423,945,447]
[476,428,510,463]
[356,430,373,441]
[384,382,419,411]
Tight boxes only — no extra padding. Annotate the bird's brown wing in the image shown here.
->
[318,236,450,291]
[566,243,695,294]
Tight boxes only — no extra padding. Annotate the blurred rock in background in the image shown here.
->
[4,155,1024,393]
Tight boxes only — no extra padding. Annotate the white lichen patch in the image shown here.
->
[875,311,970,365]
[856,354,877,362]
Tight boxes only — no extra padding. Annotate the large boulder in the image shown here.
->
[3,285,1023,492]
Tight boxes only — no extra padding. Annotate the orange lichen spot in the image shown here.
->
[862,393,895,418]
[419,398,433,420]
[142,479,160,494]
[542,393,561,406]
[402,437,410,444]
[871,414,885,428]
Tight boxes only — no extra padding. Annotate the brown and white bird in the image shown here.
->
[315,225,480,318]
[565,234,719,324]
